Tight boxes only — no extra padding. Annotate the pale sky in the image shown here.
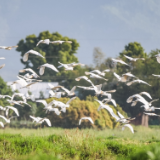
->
[0,0,160,81]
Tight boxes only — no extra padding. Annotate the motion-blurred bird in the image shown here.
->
[23,50,45,62]
[37,63,59,75]
[79,117,94,125]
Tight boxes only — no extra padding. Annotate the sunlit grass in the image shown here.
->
[0,126,160,159]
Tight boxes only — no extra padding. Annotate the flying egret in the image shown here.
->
[45,107,61,115]
[49,90,62,98]
[75,76,93,85]
[5,106,19,117]
[36,39,50,46]
[60,86,77,96]
[0,106,6,111]
[122,124,134,133]
[20,81,40,89]
[102,98,117,107]
[77,86,95,91]
[124,55,145,61]
[79,117,94,125]
[85,72,108,81]
[52,97,77,111]
[0,45,18,50]
[111,58,129,66]
[113,72,136,82]
[11,93,26,103]
[30,115,51,126]
[37,63,59,75]
[127,92,152,103]
[154,54,160,63]
[0,122,4,128]
[23,50,45,62]
[144,112,160,116]
[19,68,39,78]
[90,69,110,76]
[50,40,72,44]
[0,115,17,123]
[11,76,28,87]
[127,79,151,86]
[0,64,5,69]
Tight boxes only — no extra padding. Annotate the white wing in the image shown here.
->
[0,64,5,69]
[79,117,94,125]
[122,124,134,133]
[124,55,133,61]
[152,74,160,78]
[70,86,76,95]
[42,63,59,73]
[0,122,4,127]
[113,72,121,81]
[23,50,44,62]
[117,111,125,119]
[66,96,77,105]
[95,99,104,106]
[36,100,48,108]
[139,92,152,99]
[6,106,19,116]
[29,115,39,122]
[0,115,9,123]
[43,118,51,126]
[139,80,151,86]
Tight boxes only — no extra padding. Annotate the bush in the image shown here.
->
[45,97,126,129]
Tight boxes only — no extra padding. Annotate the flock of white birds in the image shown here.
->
[0,39,160,133]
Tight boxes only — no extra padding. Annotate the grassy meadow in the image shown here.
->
[1,126,160,159]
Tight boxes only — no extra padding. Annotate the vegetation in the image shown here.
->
[1,127,160,159]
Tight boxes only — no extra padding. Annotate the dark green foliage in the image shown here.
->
[16,31,80,82]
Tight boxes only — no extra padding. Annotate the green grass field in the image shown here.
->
[1,126,160,160]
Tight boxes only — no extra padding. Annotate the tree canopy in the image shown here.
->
[16,31,80,82]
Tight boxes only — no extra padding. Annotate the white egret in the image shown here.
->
[144,112,160,116]
[5,106,19,117]
[113,72,136,82]
[0,106,6,111]
[30,115,51,126]
[75,76,93,85]
[60,86,77,96]
[23,50,45,62]
[127,79,151,86]
[36,39,50,46]
[0,64,5,69]
[37,63,59,75]
[0,122,4,128]
[111,58,129,66]
[90,69,110,76]
[49,90,62,98]
[154,54,160,63]
[85,72,108,81]
[102,98,117,107]
[0,115,17,123]
[19,68,39,78]
[122,124,134,133]
[124,55,145,61]
[79,117,94,125]
[11,93,26,103]
[50,40,72,44]
[0,45,18,50]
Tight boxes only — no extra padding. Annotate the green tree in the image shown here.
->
[16,31,80,82]
[108,42,160,126]
[0,77,13,107]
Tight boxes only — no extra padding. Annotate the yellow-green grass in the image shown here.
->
[1,127,160,160]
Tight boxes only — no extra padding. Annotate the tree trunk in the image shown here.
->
[141,113,148,127]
